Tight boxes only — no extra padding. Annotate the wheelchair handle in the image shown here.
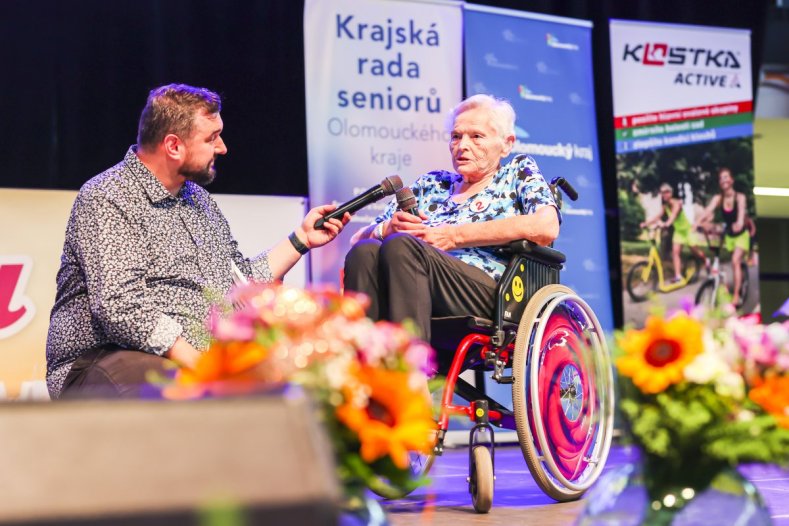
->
[550,177,578,201]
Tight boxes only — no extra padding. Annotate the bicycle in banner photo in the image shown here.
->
[694,224,750,311]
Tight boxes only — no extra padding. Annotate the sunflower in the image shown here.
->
[336,367,435,469]
[749,375,789,429]
[616,314,703,394]
[163,340,268,399]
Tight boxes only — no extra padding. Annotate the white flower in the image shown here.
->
[324,354,353,391]
[683,349,730,385]
[736,409,755,422]
[714,371,744,399]
[680,326,747,400]
[716,331,742,368]
[765,323,788,348]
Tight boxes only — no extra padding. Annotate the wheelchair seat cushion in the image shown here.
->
[429,316,518,354]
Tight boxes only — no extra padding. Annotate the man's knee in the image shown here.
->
[62,349,171,399]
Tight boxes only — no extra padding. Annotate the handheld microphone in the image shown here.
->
[396,187,420,216]
[314,175,403,229]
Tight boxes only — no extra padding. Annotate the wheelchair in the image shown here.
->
[386,177,615,513]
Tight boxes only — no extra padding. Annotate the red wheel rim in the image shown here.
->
[528,301,596,481]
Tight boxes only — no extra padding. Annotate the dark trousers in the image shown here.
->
[59,346,173,399]
[343,234,497,341]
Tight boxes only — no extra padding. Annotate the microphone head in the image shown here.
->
[380,175,403,196]
[396,187,417,211]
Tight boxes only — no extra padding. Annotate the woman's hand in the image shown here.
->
[385,210,429,237]
[414,225,458,251]
[385,210,457,250]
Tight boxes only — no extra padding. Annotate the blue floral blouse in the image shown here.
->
[374,155,560,281]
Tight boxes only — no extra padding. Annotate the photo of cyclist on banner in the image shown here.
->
[693,167,757,310]
[618,138,760,327]
[639,182,708,284]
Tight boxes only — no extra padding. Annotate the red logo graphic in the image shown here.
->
[0,257,36,339]
[643,43,668,66]
[622,43,741,69]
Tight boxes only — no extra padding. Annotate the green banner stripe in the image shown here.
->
[616,112,752,140]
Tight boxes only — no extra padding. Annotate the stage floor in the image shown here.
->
[383,444,789,525]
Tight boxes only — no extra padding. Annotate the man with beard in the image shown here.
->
[46,84,349,399]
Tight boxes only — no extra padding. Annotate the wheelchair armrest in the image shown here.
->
[507,240,566,266]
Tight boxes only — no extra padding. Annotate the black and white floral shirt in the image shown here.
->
[374,155,559,281]
[46,147,272,398]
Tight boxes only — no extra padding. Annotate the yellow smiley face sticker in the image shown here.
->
[512,276,524,302]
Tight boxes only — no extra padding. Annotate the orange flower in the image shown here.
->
[163,340,268,399]
[336,367,435,469]
[616,314,703,394]
[749,375,789,429]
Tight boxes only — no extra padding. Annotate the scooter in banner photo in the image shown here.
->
[626,226,703,303]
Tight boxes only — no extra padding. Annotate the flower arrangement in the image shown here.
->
[614,304,789,505]
[162,283,437,499]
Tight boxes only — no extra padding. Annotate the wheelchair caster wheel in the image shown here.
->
[470,446,494,513]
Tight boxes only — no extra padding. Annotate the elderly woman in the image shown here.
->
[343,94,560,341]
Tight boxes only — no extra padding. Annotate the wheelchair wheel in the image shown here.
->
[512,285,614,502]
[470,446,494,513]
[626,261,656,302]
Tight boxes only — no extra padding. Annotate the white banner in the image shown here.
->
[610,20,758,325]
[610,20,752,118]
[304,0,463,285]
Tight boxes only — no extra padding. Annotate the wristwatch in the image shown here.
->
[288,231,310,255]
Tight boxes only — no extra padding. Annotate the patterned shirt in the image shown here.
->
[374,155,559,281]
[46,147,272,398]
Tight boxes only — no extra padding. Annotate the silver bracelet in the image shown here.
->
[374,222,385,241]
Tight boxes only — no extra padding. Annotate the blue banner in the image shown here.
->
[464,6,613,331]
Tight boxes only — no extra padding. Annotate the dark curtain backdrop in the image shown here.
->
[0,0,769,326]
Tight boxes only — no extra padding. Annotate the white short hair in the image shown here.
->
[446,94,516,138]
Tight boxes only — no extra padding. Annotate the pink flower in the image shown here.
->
[404,341,437,375]
[208,308,255,341]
